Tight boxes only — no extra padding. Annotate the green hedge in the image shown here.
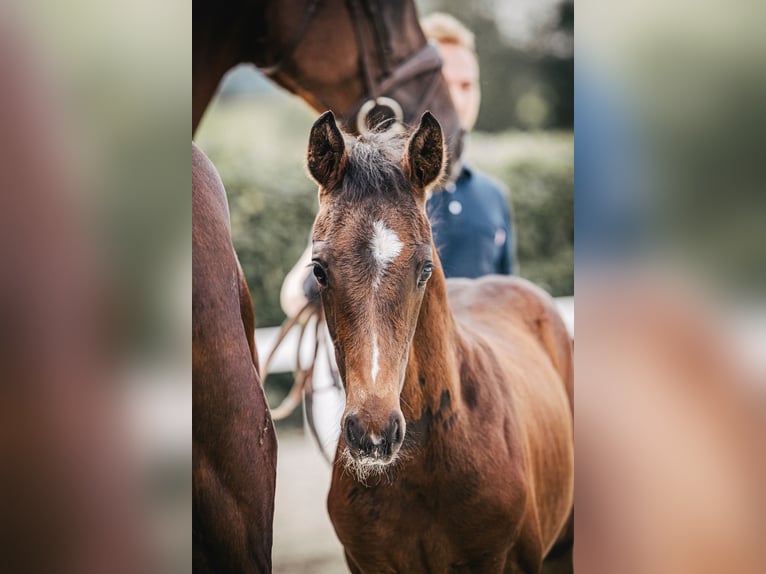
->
[466,132,574,295]
[197,96,573,327]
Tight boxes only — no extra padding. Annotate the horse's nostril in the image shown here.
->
[344,414,363,450]
[345,424,353,445]
[345,413,405,456]
[388,413,405,450]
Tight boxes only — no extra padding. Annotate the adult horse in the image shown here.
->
[192,143,277,573]
[193,0,463,571]
[306,111,574,573]
[193,0,463,163]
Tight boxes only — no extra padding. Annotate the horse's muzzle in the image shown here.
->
[343,411,405,459]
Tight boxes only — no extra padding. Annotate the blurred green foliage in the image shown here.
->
[467,132,574,295]
[197,95,318,327]
[421,0,573,131]
[197,95,572,327]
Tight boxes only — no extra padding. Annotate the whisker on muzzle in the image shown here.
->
[341,447,407,485]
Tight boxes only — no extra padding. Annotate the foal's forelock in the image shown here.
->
[337,131,411,202]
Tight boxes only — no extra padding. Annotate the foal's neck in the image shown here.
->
[400,253,461,425]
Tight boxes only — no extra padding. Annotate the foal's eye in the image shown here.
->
[312,262,328,286]
[418,264,433,287]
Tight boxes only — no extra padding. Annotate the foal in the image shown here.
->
[307,112,573,573]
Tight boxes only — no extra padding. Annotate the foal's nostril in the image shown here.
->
[344,414,363,450]
[387,412,405,452]
[391,419,401,445]
[344,412,405,457]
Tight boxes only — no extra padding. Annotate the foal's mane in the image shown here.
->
[340,128,410,201]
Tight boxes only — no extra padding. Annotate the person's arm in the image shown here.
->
[280,244,313,318]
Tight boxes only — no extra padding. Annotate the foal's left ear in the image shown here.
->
[308,111,347,190]
[404,111,445,194]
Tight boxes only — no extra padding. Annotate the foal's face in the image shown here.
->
[307,111,444,476]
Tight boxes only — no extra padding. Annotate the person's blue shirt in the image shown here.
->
[426,165,515,278]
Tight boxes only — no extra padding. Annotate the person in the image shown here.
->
[420,12,516,278]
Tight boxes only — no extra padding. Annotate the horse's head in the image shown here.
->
[307,111,444,477]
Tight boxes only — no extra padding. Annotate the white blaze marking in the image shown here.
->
[370,221,403,282]
[371,332,380,383]
[368,221,401,383]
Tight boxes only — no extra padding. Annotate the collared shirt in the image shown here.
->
[426,165,515,278]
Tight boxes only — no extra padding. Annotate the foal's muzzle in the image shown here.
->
[343,411,405,459]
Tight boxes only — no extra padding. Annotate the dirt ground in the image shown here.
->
[273,428,347,573]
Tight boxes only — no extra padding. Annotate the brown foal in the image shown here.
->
[307,111,574,573]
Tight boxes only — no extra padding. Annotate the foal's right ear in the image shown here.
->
[307,111,347,190]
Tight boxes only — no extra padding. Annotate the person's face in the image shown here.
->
[438,42,481,131]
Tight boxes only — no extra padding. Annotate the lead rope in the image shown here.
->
[267,301,320,420]
[267,300,342,418]
[302,317,339,463]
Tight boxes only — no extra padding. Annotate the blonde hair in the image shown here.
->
[420,12,476,53]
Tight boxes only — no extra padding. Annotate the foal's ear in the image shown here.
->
[404,111,445,193]
[308,111,347,190]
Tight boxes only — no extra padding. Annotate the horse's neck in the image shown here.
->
[193,0,427,132]
[400,261,461,425]
[192,52,235,134]
[270,0,425,118]
[192,0,269,134]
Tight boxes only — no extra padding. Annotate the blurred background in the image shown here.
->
[194,0,573,571]
[2,0,763,570]
[575,1,766,572]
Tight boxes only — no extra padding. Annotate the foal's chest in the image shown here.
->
[329,470,522,573]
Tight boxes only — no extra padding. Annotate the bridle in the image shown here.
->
[258,0,445,135]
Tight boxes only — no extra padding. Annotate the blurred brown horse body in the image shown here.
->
[306,112,574,573]
[192,143,277,572]
[193,0,462,571]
